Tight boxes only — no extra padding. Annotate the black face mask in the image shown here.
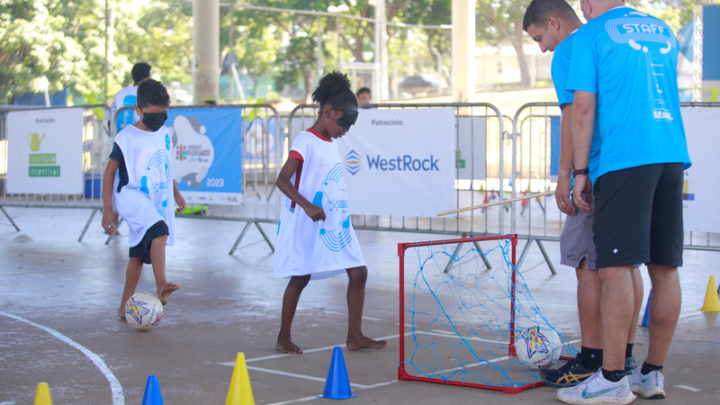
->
[333,108,358,130]
[142,111,168,132]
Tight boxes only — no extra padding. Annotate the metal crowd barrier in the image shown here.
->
[0,105,110,241]
[288,102,511,245]
[113,104,282,254]
[511,102,720,273]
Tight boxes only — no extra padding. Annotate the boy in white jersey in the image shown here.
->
[102,79,186,319]
[110,63,151,132]
[523,0,643,388]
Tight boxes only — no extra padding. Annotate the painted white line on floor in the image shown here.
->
[263,380,399,405]
[220,333,407,365]
[0,401,16,405]
[0,311,124,405]
[183,292,202,296]
[247,366,370,389]
[675,384,701,392]
[678,311,703,320]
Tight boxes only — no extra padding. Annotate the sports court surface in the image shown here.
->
[0,206,718,404]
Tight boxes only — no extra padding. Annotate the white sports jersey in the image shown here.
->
[273,129,365,280]
[110,85,140,131]
[113,125,175,247]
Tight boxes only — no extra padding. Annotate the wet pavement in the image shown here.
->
[0,206,718,405]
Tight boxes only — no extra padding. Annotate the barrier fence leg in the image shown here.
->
[517,238,533,270]
[78,208,99,242]
[535,240,557,275]
[254,221,275,253]
[473,240,492,271]
[229,221,253,256]
[443,242,464,274]
[0,206,20,232]
[105,217,124,245]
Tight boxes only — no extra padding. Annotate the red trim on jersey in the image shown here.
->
[307,127,332,142]
[290,162,303,209]
[288,150,304,162]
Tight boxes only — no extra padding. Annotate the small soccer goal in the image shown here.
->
[398,234,576,394]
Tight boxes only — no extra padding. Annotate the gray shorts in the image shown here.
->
[560,197,597,270]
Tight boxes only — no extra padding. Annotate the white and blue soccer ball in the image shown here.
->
[125,292,164,331]
[515,325,562,369]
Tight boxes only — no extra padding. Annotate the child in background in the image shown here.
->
[102,79,186,318]
[274,72,388,354]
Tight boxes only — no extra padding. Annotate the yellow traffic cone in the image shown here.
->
[700,276,720,312]
[226,353,255,405]
[34,383,52,405]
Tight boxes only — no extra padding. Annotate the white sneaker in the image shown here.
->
[557,370,636,405]
[628,367,666,399]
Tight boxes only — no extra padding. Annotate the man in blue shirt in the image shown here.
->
[523,0,643,389]
[562,0,691,403]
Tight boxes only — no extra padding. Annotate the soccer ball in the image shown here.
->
[125,292,164,331]
[514,326,562,369]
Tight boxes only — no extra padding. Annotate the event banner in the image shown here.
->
[167,108,243,205]
[337,108,456,217]
[681,107,720,233]
[7,108,84,194]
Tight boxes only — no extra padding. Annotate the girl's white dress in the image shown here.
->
[272,129,365,280]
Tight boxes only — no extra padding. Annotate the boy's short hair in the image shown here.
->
[137,79,170,110]
[356,87,371,96]
[131,63,152,84]
[523,0,578,31]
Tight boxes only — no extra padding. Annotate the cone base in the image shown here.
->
[317,394,358,400]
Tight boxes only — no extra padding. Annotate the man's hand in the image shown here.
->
[102,210,119,235]
[303,204,326,222]
[555,175,576,216]
[573,175,593,214]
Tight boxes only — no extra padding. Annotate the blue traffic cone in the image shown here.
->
[318,347,357,400]
[640,290,652,327]
[141,375,164,405]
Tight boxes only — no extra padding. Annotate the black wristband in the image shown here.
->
[572,167,589,178]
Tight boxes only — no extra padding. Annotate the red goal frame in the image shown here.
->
[397,234,545,394]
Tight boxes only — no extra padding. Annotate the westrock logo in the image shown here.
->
[344,150,362,175]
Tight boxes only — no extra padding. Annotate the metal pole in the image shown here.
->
[229,4,234,101]
[316,16,323,83]
[104,0,109,104]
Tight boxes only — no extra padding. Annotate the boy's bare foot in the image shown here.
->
[346,333,389,351]
[276,337,303,354]
[158,282,179,305]
[117,309,126,320]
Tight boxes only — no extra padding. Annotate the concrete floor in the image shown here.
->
[0,206,718,405]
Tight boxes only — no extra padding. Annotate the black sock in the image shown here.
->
[581,346,603,370]
[626,343,634,358]
[601,368,627,382]
[641,362,663,375]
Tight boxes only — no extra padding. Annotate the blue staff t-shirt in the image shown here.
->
[551,31,602,184]
[566,6,691,177]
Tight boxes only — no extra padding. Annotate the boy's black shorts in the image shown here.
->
[593,163,684,269]
[129,220,169,264]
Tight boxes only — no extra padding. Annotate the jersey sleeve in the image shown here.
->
[566,29,598,94]
[289,133,311,162]
[109,142,124,163]
[551,41,574,107]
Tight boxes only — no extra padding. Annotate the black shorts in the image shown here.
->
[129,221,169,264]
[593,163,684,269]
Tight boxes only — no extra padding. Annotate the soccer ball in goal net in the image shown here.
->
[398,234,577,394]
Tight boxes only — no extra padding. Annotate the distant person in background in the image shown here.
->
[110,63,152,132]
[356,87,372,107]
[203,99,217,107]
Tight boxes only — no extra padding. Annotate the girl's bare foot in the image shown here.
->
[276,336,303,354]
[346,333,389,351]
[158,282,179,305]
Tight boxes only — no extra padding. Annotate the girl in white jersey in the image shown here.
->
[274,72,388,354]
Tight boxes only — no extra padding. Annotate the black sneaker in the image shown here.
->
[539,354,599,388]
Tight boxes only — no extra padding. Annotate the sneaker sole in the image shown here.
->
[557,392,637,405]
[631,385,666,399]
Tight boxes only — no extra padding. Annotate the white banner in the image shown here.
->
[7,108,84,194]
[681,107,720,233]
[338,108,456,217]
